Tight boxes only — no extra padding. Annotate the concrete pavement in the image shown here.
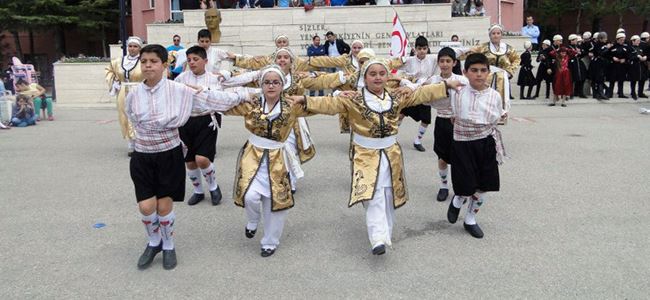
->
[1,100,649,299]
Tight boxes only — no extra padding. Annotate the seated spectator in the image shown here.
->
[15,79,53,121]
[11,94,37,127]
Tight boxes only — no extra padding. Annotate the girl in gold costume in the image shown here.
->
[105,37,145,155]
[225,66,315,257]
[464,24,519,122]
[288,60,464,255]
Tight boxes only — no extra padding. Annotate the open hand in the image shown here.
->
[445,79,466,91]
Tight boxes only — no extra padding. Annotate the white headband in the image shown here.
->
[275,35,289,44]
[489,24,504,34]
[361,59,389,79]
[127,36,143,47]
[351,40,364,48]
[259,65,286,87]
[272,47,295,63]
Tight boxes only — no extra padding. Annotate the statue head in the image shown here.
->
[205,8,221,31]
[204,8,221,43]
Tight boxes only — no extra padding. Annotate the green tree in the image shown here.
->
[0,0,118,58]
[630,0,650,31]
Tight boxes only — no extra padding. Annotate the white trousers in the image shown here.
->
[362,186,395,248]
[286,128,298,190]
[244,185,288,250]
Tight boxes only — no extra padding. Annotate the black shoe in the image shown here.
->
[436,188,449,202]
[291,189,296,195]
[548,103,555,107]
[162,249,177,270]
[619,94,628,99]
[372,244,386,255]
[632,94,638,100]
[261,248,275,257]
[187,193,205,206]
[447,198,460,224]
[639,94,648,98]
[210,186,222,205]
[463,223,484,239]
[413,143,425,152]
[579,95,588,99]
[245,227,256,238]
[137,243,162,269]
[561,104,567,107]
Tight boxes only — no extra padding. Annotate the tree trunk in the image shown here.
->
[575,7,582,34]
[101,26,107,58]
[592,17,601,33]
[28,29,34,55]
[10,30,23,61]
[619,14,623,29]
[54,26,67,55]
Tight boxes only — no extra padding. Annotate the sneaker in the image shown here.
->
[463,223,484,239]
[436,188,449,202]
[413,143,425,152]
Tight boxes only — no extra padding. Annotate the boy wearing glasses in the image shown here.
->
[446,53,507,239]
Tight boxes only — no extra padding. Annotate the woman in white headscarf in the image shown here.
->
[288,60,464,255]
[105,36,144,156]
[464,24,519,122]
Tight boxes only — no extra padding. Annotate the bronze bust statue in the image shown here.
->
[204,8,221,43]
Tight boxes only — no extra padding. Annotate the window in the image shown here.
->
[150,0,155,8]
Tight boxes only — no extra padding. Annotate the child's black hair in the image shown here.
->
[140,44,168,63]
[197,29,211,40]
[415,36,429,48]
[16,79,29,86]
[464,53,489,71]
[186,46,207,60]
[437,47,457,62]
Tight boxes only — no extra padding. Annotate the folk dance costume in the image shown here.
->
[105,36,144,154]
[606,35,635,99]
[588,38,610,100]
[302,60,450,254]
[568,36,588,98]
[308,42,404,133]
[465,25,519,123]
[126,77,247,269]
[535,41,555,99]
[224,67,311,257]
[629,36,648,99]
[446,85,506,239]
[399,47,467,151]
[174,46,230,75]
[517,43,536,100]
[549,47,577,106]
[235,47,348,191]
[174,70,255,205]
[421,73,469,201]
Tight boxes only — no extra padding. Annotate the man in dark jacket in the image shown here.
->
[324,31,350,57]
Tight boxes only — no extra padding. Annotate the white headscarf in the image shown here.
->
[259,65,286,87]
[126,36,143,48]
[361,59,389,80]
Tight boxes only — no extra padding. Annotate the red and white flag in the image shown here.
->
[389,12,409,58]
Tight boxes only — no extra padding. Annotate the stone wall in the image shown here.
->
[54,63,113,105]
[143,4,527,58]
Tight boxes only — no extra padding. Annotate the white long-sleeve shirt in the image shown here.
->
[126,79,245,153]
